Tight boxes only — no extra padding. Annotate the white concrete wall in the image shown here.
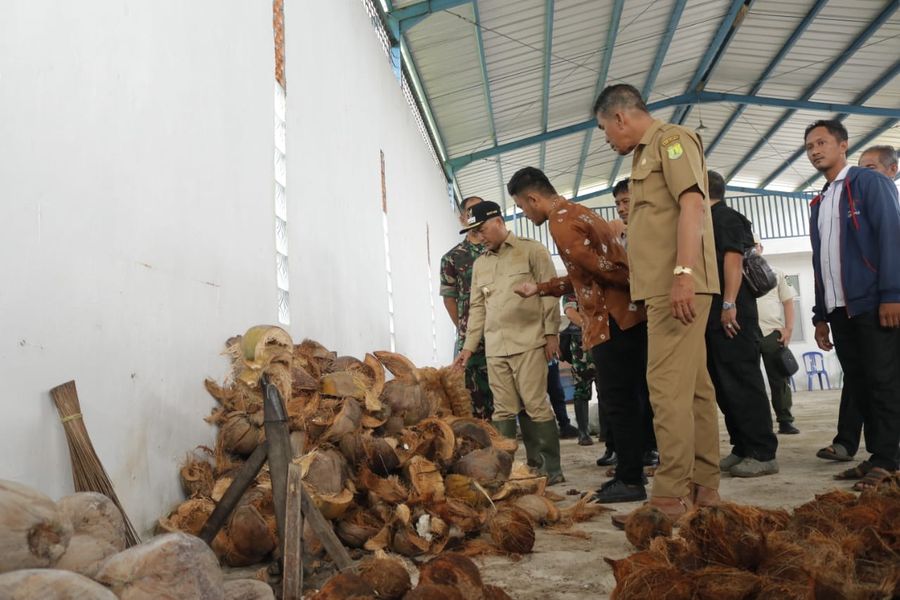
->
[285,0,458,368]
[0,0,459,532]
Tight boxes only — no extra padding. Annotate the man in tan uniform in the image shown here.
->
[453,201,564,484]
[593,84,721,521]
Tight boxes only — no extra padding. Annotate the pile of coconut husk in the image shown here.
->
[159,327,609,588]
[309,552,513,599]
[0,479,269,599]
[607,479,900,600]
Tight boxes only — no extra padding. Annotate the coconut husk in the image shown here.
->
[679,503,766,569]
[647,535,703,571]
[512,494,559,525]
[692,566,762,600]
[364,434,402,476]
[405,456,445,503]
[219,488,277,567]
[449,419,493,456]
[179,449,215,498]
[756,534,810,584]
[57,492,127,552]
[755,579,815,600]
[452,448,512,491]
[157,497,216,537]
[483,584,514,600]
[320,397,363,443]
[489,507,535,554]
[357,557,411,600]
[308,572,375,600]
[0,479,73,573]
[363,353,386,412]
[373,351,418,381]
[320,371,369,400]
[624,505,672,550]
[391,522,432,557]
[381,380,434,427]
[429,499,488,534]
[404,583,465,600]
[439,367,473,418]
[484,424,518,454]
[603,551,669,585]
[299,449,349,496]
[610,564,694,600]
[418,553,484,600]
[336,509,385,549]
[557,494,612,525]
[218,411,264,456]
[416,367,453,415]
[491,463,546,500]
[359,467,409,504]
[445,474,493,509]
[330,355,373,378]
[410,418,456,464]
[363,524,394,552]
[236,326,293,391]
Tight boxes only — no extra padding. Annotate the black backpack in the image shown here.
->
[742,246,777,298]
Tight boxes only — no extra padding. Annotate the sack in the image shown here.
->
[742,247,777,298]
[773,346,799,377]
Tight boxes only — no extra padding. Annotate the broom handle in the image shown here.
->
[199,441,268,545]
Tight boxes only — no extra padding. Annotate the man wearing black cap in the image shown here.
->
[452,201,565,484]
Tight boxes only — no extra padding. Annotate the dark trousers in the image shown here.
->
[759,331,794,424]
[707,328,778,461]
[829,309,900,471]
[832,386,863,455]
[547,361,571,429]
[591,318,650,485]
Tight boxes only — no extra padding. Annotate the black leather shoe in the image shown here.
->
[577,432,595,446]
[778,423,800,435]
[590,479,647,504]
[596,449,618,466]
[643,449,660,466]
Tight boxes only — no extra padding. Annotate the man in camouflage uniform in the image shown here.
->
[562,293,598,446]
[440,196,494,419]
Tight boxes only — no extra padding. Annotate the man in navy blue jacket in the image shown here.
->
[805,119,900,490]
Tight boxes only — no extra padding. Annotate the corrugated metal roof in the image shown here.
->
[387,0,900,209]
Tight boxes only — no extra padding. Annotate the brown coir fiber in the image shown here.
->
[678,503,766,569]
[356,557,411,600]
[418,553,485,600]
[609,564,693,600]
[624,504,672,550]
[489,507,535,554]
[691,566,762,600]
[402,583,465,600]
[308,572,375,600]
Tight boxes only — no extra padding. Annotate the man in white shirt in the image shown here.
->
[755,246,799,434]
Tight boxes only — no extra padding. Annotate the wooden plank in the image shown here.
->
[299,485,355,572]
[282,463,303,600]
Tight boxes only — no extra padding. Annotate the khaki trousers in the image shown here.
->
[645,293,719,498]
[487,347,555,422]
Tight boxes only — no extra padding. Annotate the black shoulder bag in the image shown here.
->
[742,246,777,298]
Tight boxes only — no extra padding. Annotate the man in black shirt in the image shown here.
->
[705,171,779,477]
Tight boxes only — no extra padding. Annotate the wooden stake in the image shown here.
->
[282,463,303,599]
[300,484,354,572]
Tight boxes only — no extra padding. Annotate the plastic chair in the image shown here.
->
[802,352,831,390]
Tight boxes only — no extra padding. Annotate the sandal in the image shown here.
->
[851,467,895,492]
[833,460,872,480]
[816,444,853,462]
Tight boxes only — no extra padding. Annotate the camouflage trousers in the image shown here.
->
[456,338,494,420]
[569,336,597,404]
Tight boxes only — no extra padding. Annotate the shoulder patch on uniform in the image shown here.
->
[661,134,680,147]
[666,142,684,160]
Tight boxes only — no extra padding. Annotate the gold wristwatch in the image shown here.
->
[673,266,693,276]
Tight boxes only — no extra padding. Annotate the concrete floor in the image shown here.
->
[478,388,861,600]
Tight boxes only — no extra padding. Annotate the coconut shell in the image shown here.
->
[449,419,493,455]
[439,367,473,417]
[489,508,535,554]
[0,479,73,573]
[452,447,513,490]
[357,557,412,600]
[336,509,385,549]
[418,553,484,600]
[429,499,487,534]
[363,353,386,412]
[320,371,368,399]
[0,568,118,599]
[300,449,349,496]
[320,397,363,443]
[512,494,561,525]
[410,418,456,464]
[359,468,409,504]
[364,434,401,476]
[417,367,453,415]
[391,524,432,557]
[403,584,465,600]
[624,505,673,550]
[445,474,493,509]
[57,492,127,552]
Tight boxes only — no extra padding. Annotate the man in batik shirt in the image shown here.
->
[440,196,494,419]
